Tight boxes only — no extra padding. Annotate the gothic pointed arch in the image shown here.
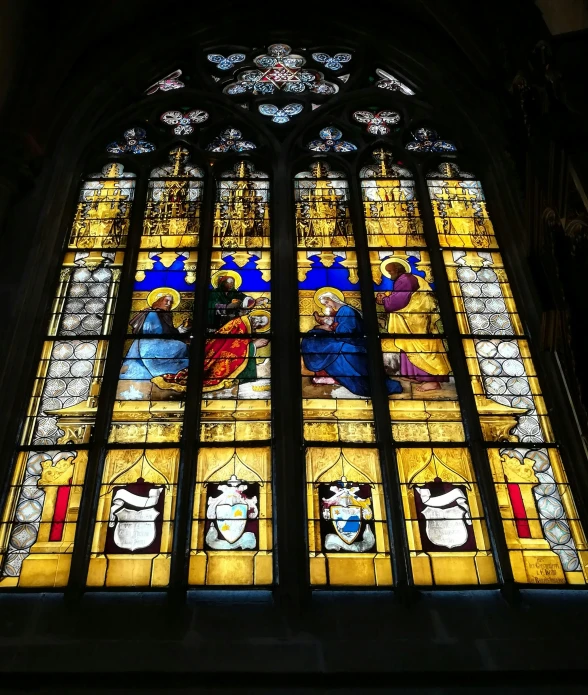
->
[0,24,586,595]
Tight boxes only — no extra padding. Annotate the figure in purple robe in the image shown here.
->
[376,261,451,392]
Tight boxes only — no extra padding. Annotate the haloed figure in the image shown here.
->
[207,273,268,332]
[376,260,451,391]
[301,290,402,397]
[129,293,190,335]
[122,289,191,382]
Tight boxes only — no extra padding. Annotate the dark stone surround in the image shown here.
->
[0,1,587,688]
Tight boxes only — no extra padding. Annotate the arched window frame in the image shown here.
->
[0,35,586,595]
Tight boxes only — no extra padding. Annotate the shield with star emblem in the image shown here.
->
[215,502,248,544]
[329,504,362,544]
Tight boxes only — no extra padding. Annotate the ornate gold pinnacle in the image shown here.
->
[170,147,189,177]
[103,163,120,179]
[373,148,390,177]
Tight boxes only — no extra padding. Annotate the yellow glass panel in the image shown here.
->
[213,161,270,249]
[87,448,179,587]
[395,447,496,586]
[142,147,203,249]
[427,171,497,249]
[463,338,555,443]
[21,340,108,446]
[295,162,353,248]
[442,250,523,335]
[303,420,376,443]
[306,447,392,586]
[389,404,465,443]
[190,447,272,585]
[486,447,588,584]
[301,370,376,444]
[361,179,425,248]
[0,450,88,587]
[360,148,425,247]
[68,163,136,250]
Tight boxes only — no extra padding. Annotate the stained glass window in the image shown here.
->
[88,448,179,587]
[2,41,586,593]
[306,448,391,586]
[221,44,339,96]
[361,148,424,248]
[191,447,272,585]
[296,160,376,445]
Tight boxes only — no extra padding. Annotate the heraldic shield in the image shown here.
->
[215,503,248,544]
[329,505,362,544]
[106,481,165,554]
[113,507,160,552]
[205,475,260,550]
[414,482,475,552]
[320,477,376,552]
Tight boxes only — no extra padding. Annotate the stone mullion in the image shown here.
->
[273,156,310,615]
[168,163,216,598]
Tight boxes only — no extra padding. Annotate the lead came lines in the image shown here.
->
[453,249,580,572]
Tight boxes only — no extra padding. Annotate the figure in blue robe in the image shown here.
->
[121,294,190,383]
[301,294,402,397]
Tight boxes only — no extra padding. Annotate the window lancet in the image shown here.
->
[192,159,273,586]
[88,149,203,587]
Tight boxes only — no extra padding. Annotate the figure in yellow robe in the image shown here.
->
[376,261,451,391]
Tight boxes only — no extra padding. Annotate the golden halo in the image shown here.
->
[380,256,411,279]
[211,269,242,290]
[313,287,345,311]
[248,309,271,332]
[147,287,181,309]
